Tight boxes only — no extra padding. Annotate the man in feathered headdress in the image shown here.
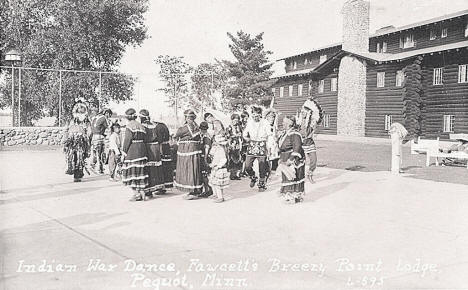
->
[62,100,91,182]
[298,97,323,183]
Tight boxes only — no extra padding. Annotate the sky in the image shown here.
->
[115,0,468,118]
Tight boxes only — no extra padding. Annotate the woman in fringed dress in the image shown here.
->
[139,109,165,197]
[174,109,203,200]
[121,108,149,201]
[278,115,306,204]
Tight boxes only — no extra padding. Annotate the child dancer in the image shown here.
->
[108,122,122,181]
[209,135,230,203]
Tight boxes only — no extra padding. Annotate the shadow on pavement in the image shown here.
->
[0,185,120,205]
[304,181,351,203]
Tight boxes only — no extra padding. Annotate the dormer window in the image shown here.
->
[293,61,297,70]
[319,55,327,64]
[400,33,415,49]
[430,29,437,40]
[304,58,308,65]
[441,28,448,38]
[465,23,468,37]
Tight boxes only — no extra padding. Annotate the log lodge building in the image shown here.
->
[271,1,468,139]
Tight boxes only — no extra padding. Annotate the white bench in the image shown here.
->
[410,136,468,168]
[410,137,439,166]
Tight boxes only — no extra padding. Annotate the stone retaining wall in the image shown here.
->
[0,127,65,148]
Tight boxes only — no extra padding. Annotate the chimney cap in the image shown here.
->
[375,25,396,34]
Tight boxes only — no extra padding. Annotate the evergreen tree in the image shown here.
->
[223,31,273,109]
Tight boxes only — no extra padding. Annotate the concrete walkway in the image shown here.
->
[1,150,468,290]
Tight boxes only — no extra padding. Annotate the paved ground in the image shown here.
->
[1,145,468,290]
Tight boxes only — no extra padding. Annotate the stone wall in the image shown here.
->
[0,127,65,148]
[337,56,367,136]
[337,0,369,136]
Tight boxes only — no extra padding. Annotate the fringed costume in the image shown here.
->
[226,119,243,180]
[155,122,173,189]
[63,101,91,182]
[174,116,203,195]
[142,120,165,194]
[298,98,322,181]
[122,118,148,195]
[278,128,305,203]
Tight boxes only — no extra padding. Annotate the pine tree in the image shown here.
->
[223,31,273,109]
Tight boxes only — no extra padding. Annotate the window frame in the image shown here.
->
[441,28,448,38]
[279,86,284,98]
[400,33,415,49]
[298,84,303,96]
[458,64,468,83]
[377,72,385,88]
[433,67,443,86]
[330,77,338,92]
[319,54,327,64]
[430,29,437,40]
[395,70,404,87]
[443,115,454,133]
[384,115,393,131]
[288,85,293,97]
[318,80,325,93]
[323,114,330,128]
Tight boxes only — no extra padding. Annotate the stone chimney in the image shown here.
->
[337,0,370,136]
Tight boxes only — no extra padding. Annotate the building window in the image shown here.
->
[441,28,448,38]
[288,85,293,97]
[318,80,325,93]
[304,58,308,65]
[331,78,338,92]
[430,29,437,40]
[400,33,415,48]
[465,23,468,37]
[279,87,284,98]
[319,54,327,64]
[293,61,297,70]
[323,114,330,128]
[433,68,443,85]
[272,88,276,96]
[377,72,385,88]
[298,84,303,96]
[443,115,454,133]
[458,65,468,83]
[377,41,387,53]
[395,70,404,87]
[384,115,393,131]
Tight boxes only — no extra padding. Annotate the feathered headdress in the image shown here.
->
[72,99,89,122]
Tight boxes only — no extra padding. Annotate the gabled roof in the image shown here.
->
[272,67,318,80]
[277,8,468,61]
[273,40,468,79]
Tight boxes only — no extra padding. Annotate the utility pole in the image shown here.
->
[11,65,14,126]
[58,70,62,126]
[18,67,21,126]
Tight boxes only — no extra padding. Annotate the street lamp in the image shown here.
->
[4,48,22,127]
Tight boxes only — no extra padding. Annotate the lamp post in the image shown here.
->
[4,49,22,127]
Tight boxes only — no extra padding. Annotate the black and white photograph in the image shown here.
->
[1,0,468,289]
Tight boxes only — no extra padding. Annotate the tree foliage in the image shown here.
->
[222,31,274,109]
[155,55,193,117]
[190,62,228,113]
[0,0,148,125]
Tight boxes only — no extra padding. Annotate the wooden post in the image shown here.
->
[18,67,21,127]
[11,65,14,126]
[58,70,62,126]
[98,71,102,111]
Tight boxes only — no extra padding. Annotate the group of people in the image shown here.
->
[63,96,323,204]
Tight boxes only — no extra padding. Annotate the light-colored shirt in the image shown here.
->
[243,118,271,141]
[108,132,122,154]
